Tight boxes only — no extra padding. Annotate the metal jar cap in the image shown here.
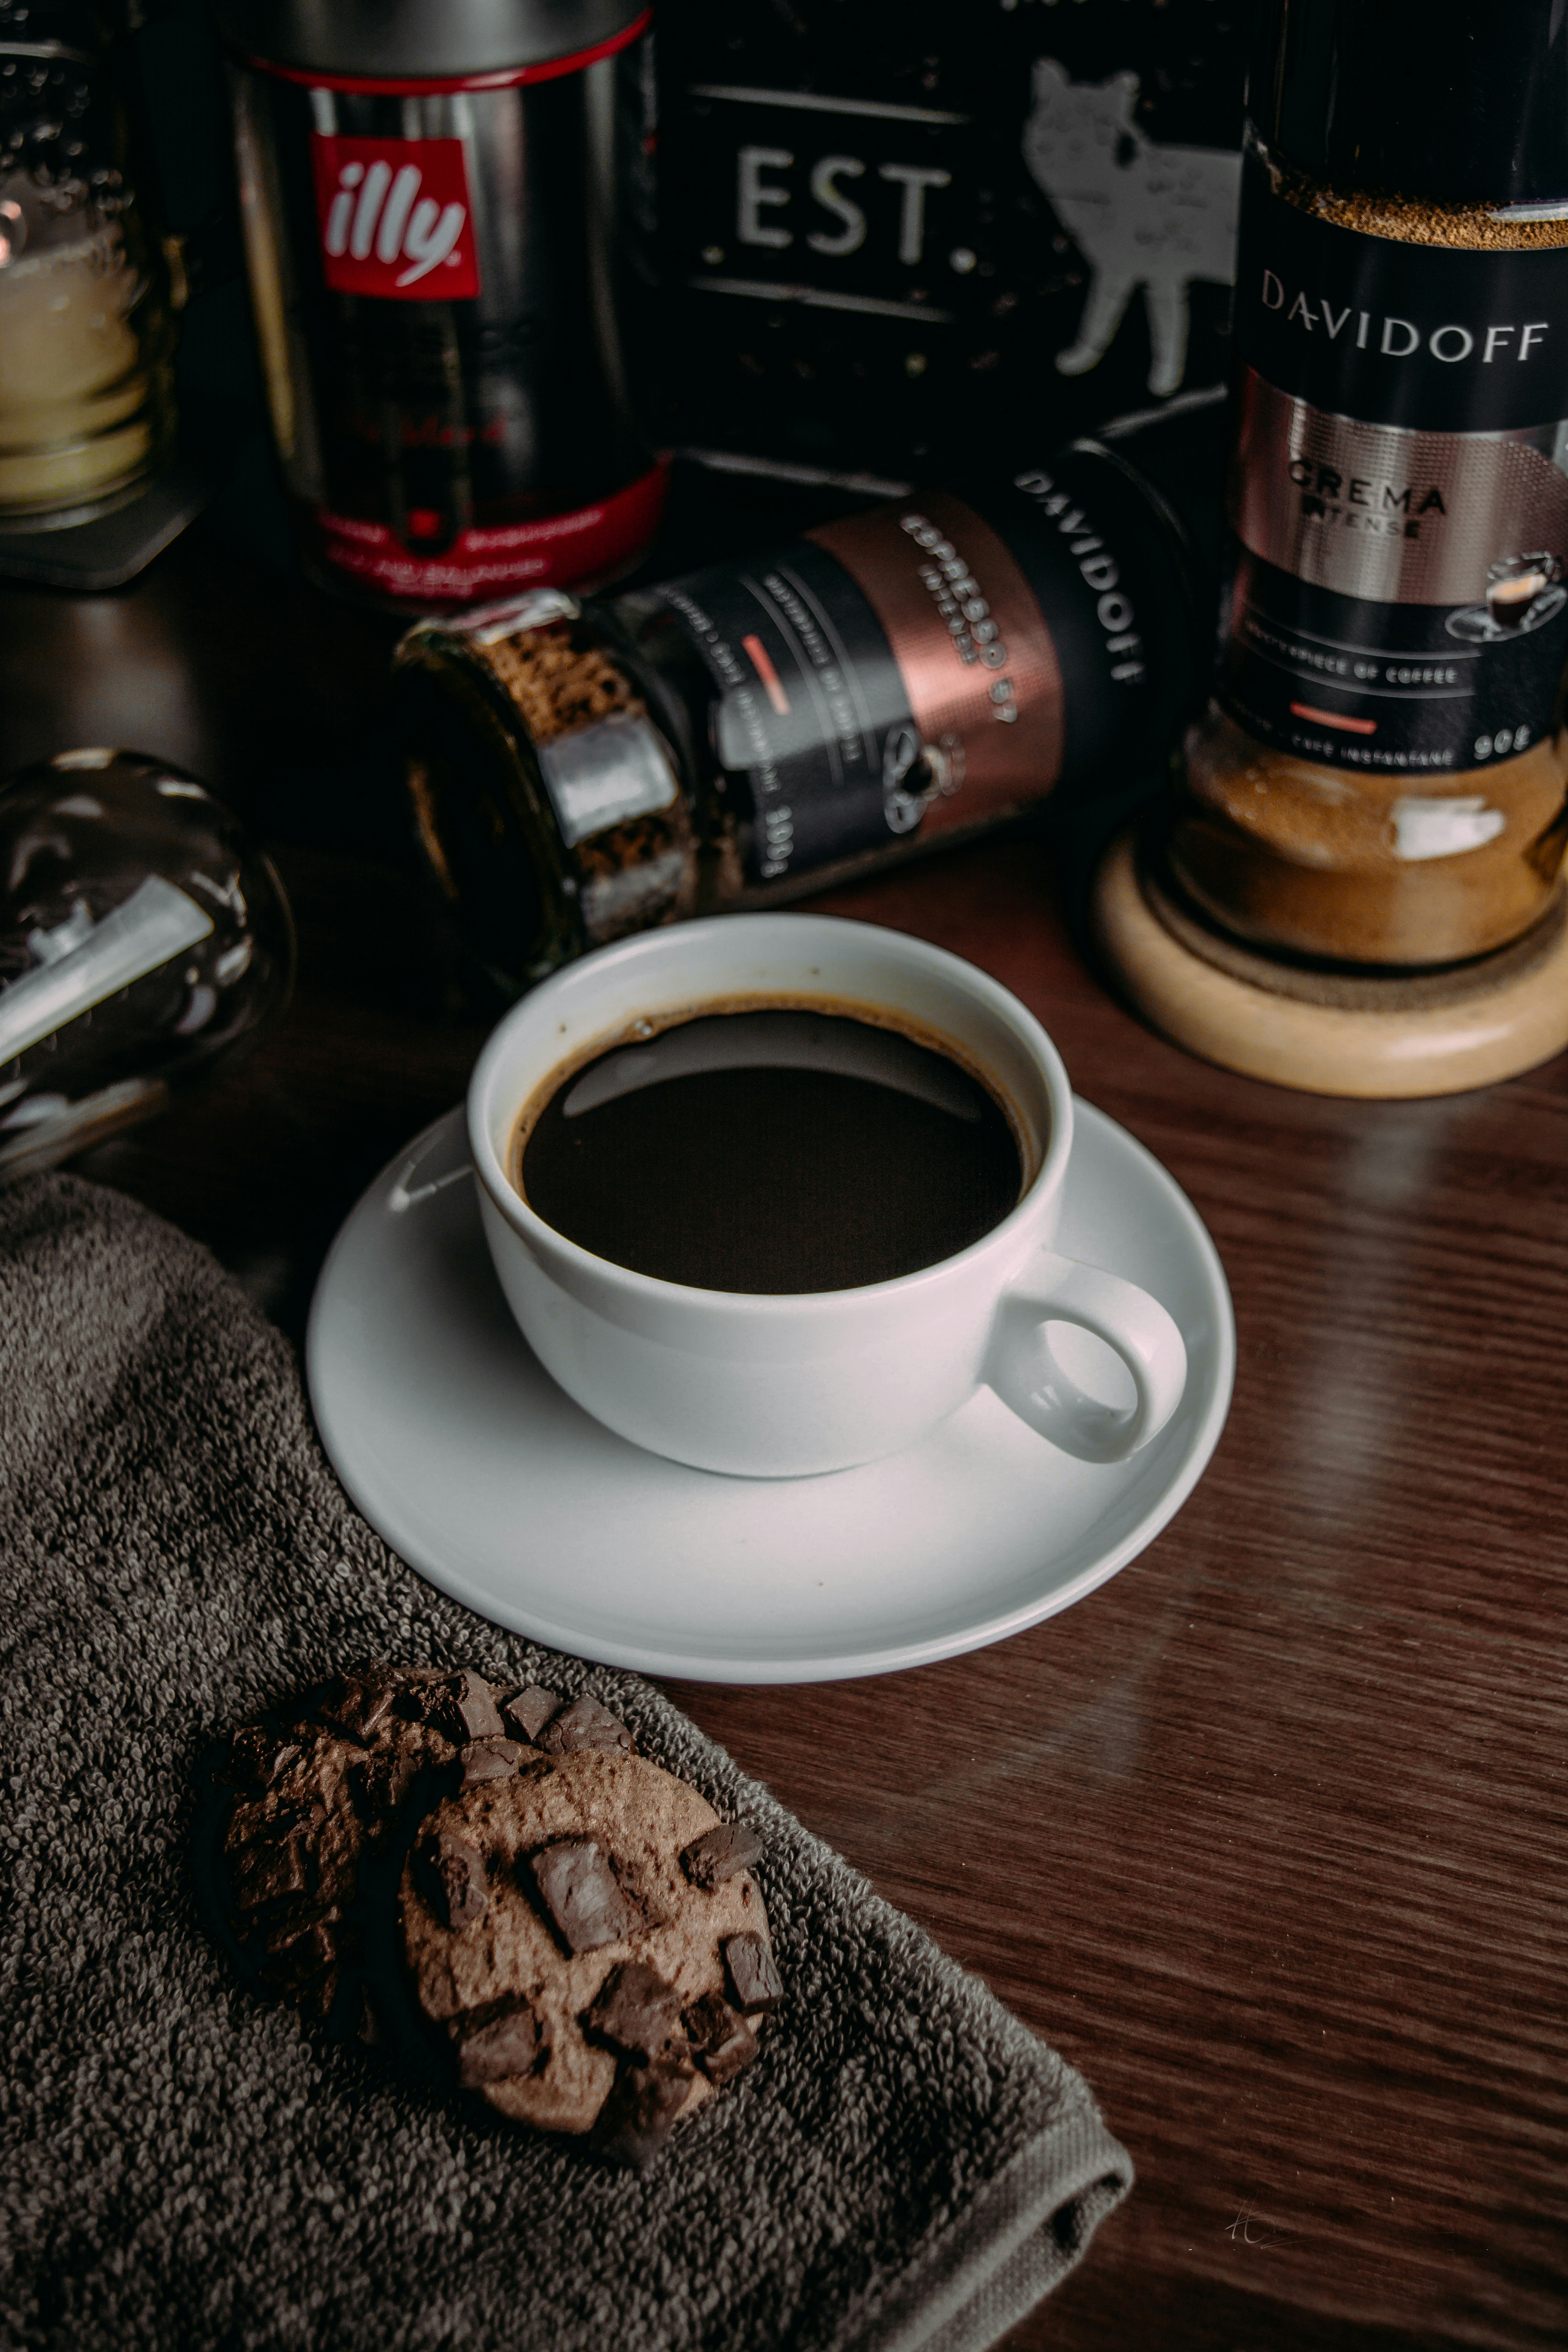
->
[212,0,647,81]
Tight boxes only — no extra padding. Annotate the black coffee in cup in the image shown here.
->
[1485,554,1558,632]
[513,1005,1023,1294]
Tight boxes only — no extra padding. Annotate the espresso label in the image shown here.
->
[655,495,1062,882]
[1220,149,1568,770]
[807,494,1064,835]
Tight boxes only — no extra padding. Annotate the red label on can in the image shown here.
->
[307,461,671,604]
[309,132,481,299]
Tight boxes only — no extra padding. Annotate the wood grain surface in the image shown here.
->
[2,523,1564,2352]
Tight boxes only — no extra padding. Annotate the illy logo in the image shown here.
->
[309,132,481,300]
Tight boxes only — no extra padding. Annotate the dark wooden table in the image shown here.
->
[4,512,1564,2352]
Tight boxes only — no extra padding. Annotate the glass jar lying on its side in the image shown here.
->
[391,416,1212,993]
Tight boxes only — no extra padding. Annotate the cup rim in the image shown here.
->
[466,913,1075,1316]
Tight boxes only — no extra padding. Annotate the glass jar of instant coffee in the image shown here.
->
[1175,0,1568,966]
[392,423,1210,991]
[216,0,664,608]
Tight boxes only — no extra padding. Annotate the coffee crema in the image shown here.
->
[512,1004,1024,1294]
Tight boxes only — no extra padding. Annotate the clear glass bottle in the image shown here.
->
[1174,0,1568,966]
[391,420,1210,993]
[0,0,178,526]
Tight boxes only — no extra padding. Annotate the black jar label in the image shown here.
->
[655,494,1065,882]
[1218,149,1568,773]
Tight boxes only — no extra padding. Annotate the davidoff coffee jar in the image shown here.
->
[392,427,1205,990]
[215,0,664,607]
[1175,0,1568,965]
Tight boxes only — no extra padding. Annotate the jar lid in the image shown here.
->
[1251,0,1568,209]
[213,0,647,83]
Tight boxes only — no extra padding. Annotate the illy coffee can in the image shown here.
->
[216,0,666,607]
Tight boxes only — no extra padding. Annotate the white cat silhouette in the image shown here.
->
[1022,58,1241,398]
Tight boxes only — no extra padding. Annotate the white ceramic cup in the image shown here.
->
[468,913,1187,1478]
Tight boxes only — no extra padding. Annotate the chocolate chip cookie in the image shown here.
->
[399,1745,772,2163]
[211,1668,777,2167]
[217,1664,462,2018]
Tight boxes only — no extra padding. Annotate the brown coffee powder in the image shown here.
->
[1176,711,1568,963]
[480,627,645,746]
[1289,184,1568,252]
[399,616,699,969]
[482,626,699,949]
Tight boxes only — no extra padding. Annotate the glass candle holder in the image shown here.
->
[0,0,178,527]
[0,749,294,1180]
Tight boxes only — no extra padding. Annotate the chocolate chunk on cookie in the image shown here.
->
[460,1737,525,1786]
[260,1914,337,1994]
[536,1695,635,1757]
[431,1669,506,1744]
[417,1829,488,1930]
[501,1684,561,1744]
[226,1795,326,1852]
[724,1932,783,2015]
[528,1839,639,1954]
[593,2062,694,2172]
[584,1962,683,2065]
[323,1662,401,1744]
[681,1821,763,1889]
[226,1727,301,1790]
[230,1834,310,1909]
[683,1990,758,2085]
[348,1747,420,1820]
[448,1996,544,2087]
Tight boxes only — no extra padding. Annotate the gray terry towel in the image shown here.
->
[0,1171,1131,2352]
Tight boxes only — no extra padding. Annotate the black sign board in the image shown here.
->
[641,0,1247,482]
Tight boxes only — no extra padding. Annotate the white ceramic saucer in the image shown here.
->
[307,1103,1234,1683]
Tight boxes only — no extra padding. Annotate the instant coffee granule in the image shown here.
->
[1293,185,1568,252]
[483,624,699,950]
[401,613,699,972]
[481,628,646,746]
[1177,710,1568,964]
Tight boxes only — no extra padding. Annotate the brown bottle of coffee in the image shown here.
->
[1172,0,1568,966]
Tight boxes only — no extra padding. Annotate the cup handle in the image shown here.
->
[984,1252,1187,1464]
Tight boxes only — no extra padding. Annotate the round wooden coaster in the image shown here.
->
[1090,830,1568,1098]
